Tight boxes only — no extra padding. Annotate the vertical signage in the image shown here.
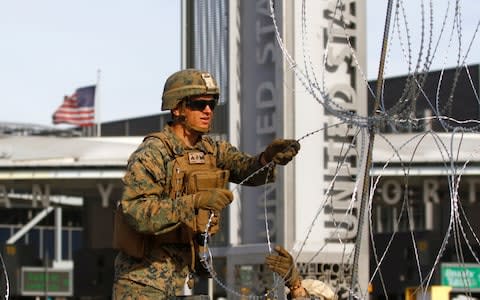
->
[291,0,367,296]
[293,0,366,253]
[239,0,283,243]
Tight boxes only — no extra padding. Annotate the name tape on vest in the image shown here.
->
[188,152,206,164]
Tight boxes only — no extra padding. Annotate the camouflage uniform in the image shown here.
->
[113,124,274,298]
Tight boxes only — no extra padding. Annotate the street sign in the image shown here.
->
[441,263,480,292]
[21,267,73,296]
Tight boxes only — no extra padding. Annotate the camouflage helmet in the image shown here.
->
[161,69,220,110]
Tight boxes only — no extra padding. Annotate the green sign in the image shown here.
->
[21,267,72,296]
[441,263,480,291]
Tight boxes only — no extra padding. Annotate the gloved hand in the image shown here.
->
[262,139,300,165]
[265,245,302,289]
[196,209,220,235]
[193,188,233,211]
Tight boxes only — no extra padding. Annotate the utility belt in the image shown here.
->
[113,147,229,260]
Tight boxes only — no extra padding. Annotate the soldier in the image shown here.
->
[112,69,300,299]
[265,245,336,300]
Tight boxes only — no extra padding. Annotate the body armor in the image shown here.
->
[113,131,229,262]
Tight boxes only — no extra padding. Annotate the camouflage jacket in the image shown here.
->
[114,124,275,294]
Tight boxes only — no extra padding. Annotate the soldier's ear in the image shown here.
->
[173,100,187,117]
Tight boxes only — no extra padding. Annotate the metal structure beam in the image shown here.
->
[6,206,54,244]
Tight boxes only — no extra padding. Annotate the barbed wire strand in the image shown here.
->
[0,250,8,300]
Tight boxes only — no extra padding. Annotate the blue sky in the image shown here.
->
[0,1,478,127]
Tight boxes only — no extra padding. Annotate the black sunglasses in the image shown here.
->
[186,99,217,111]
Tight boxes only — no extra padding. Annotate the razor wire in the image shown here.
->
[196,0,480,299]
[199,122,363,299]
[0,249,8,300]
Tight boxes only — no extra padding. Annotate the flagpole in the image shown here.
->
[95,69,101,137]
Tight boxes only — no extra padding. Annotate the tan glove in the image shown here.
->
[193,188,233,211]
[196,209,220,235]
[262,139,300,165]
[265,245,302,290]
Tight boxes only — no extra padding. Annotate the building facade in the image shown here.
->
[368,65,480,299]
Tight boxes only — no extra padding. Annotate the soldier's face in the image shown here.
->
[183,95,216,132]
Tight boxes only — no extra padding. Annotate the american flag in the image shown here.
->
[52,85,96,126]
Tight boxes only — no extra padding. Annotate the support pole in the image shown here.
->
[54,206,62,262]
[350,0,394,298]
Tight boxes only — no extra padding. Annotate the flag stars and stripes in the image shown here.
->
[52,85,96,127]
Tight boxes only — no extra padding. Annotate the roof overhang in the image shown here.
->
[371,132,480,176]
[0,135,142,180]
[0,168,126,180]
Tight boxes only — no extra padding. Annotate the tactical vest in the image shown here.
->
[113,131,229,260]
